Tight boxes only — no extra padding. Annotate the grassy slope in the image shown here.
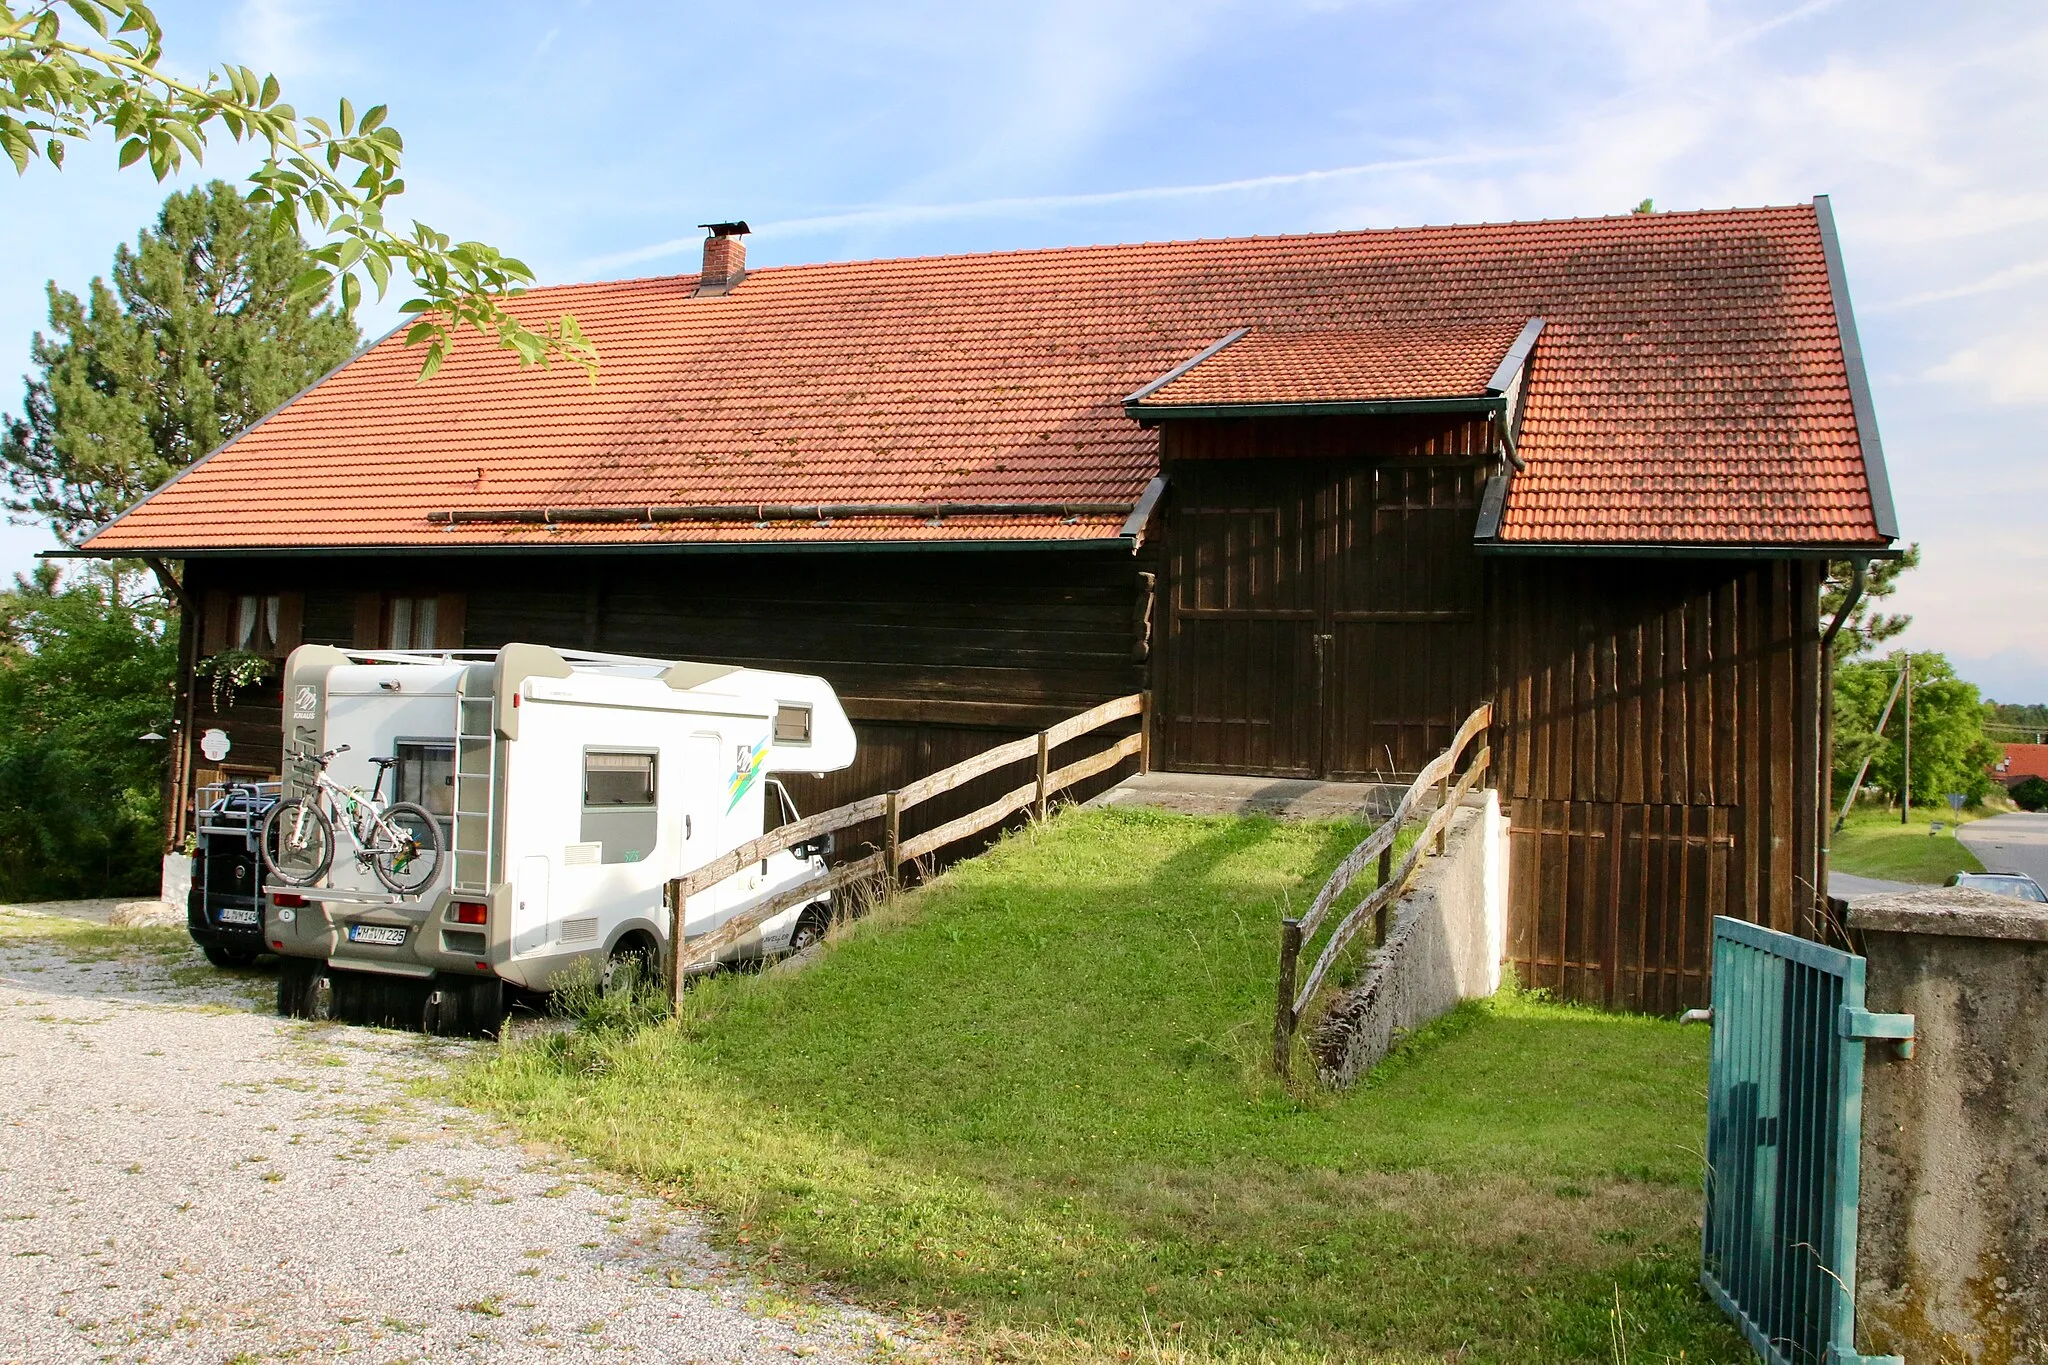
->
[457,808,1742,1363]
[1831,805,1986,883]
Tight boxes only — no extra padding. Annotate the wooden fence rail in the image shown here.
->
[666,692,1148,1005]
[1273,703,1493,1074]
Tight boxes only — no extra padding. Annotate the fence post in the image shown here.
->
[883,789,902,893]
[1435,766,1450,856]
[1138,691,1153,774]
[665,879,686,1011]
[1034,731,1050,822]
[1274,918,1303,1075]
[1374,845,1394,946]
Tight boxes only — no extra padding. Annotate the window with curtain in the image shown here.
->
[234,595,280,654]
[385,596,440,650]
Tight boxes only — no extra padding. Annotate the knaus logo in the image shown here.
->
[292,685,318,720]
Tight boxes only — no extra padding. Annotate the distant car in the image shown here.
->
[1947,871,2048,904]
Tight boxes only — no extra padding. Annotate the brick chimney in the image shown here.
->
[696,221,749,296]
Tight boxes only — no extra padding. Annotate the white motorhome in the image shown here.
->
[261,643,856,1031]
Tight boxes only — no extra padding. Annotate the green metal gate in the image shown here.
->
[1701,916,1913,1365]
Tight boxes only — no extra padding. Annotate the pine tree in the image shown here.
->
[1,180,360,605]
[1822,544,1921,660]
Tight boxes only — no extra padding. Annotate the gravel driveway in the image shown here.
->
[0,908,909,1364]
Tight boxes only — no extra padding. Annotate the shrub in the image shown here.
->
[2013,776,2048,812]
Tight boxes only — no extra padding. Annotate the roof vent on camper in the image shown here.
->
[695,221,750,297]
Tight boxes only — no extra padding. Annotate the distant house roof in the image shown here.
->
[84,200,1896,557]
[1996,744,2048,786]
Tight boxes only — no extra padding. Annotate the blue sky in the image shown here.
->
[4,0,2045,700]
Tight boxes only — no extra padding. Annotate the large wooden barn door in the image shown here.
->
[1158,457,1485,779]
[1156,461,1323,776]
[1324,460,1486,780]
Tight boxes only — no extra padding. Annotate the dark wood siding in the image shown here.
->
[1489,557,1823,1012]
[1157,415,1491,779]
[179,548,1149,861]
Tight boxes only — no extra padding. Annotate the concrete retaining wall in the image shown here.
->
[1847,888,2048,1362]
[1311,790,1506,1087]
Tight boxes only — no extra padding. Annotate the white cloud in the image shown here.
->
[1923,336,2048,406]
[228,0,330,80]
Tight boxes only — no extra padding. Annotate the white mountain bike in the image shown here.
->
[260,744,446,895]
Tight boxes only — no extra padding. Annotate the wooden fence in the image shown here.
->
[1272,703,1492,1073]
[665,692,1149,1005]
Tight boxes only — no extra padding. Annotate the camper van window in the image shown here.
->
[395,742,454,818]
[774,704,812,744]
[584,751,657,807]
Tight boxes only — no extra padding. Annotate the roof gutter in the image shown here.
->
[1472,540,1905,561]
[1127,394,1504,424]
[45,537,1136,561]
[425,500,1134,526]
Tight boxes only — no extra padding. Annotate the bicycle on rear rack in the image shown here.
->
[260,744,446,896]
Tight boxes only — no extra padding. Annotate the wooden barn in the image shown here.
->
[81,199,1899,1011]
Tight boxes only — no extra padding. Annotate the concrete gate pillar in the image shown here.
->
[1847,887,2048,1362]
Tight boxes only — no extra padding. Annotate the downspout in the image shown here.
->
[1816,558,1868,936]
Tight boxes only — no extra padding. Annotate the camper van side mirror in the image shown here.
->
[792,833,834,861]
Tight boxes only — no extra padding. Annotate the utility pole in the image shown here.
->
[1837,661,1908,831]
[1901,652,1913,825]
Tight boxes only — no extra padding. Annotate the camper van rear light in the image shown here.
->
[272,893,306,908]
[452,901,488,925]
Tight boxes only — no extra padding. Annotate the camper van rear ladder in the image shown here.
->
[452,676,497,895]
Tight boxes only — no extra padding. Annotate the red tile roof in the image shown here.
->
[1996,744,2048,786]
[1130,321,1530,408]
[86,202,1889,554]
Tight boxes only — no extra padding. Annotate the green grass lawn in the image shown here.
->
[1830,804,1987,884]
[455,808,1741,1363]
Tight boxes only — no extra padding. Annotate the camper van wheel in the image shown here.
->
[467,975,505,1039]
[787,906,830,954]
[203,942,260,970]
[423,974,504,1038]
[276,958,326,1019]
[603,937,660,996]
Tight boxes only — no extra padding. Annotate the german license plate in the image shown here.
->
[347,924,407,946]
[218,905,259,926]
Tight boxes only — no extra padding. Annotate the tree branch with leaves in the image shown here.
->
[1,0,593,381]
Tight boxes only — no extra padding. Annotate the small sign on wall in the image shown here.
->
[200,728,231,762]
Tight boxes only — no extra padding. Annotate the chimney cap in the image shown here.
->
[699,221,751,237]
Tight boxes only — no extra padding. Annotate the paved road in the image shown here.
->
[1827,871,1920,901]
[1958,811,2048,889]
[0,909,905,1364]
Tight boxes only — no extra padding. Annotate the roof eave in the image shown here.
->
[1128,394,1504,424]
[1471,538,1905,561]
[50,533,1140,560]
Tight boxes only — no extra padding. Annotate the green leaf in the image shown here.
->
[288,267,331,299]
[46,136,64,167]
[64,1,111,36]
[339,271,360,313]
[362,249,390,296]
[358,104,386,134]
[259,73,279,108]
[404,321,437,344]
[338,96,354,135]
[416,341,445,382]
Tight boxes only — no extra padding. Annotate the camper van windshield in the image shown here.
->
[585,751,656,807]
